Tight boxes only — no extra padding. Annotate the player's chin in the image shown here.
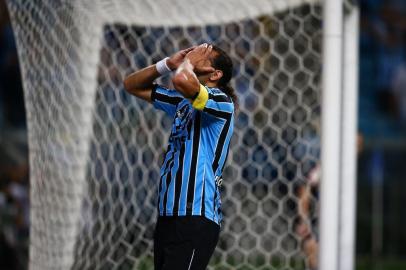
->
[195,73,210,82]
[194,71,208,76]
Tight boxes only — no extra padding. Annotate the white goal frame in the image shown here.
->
[320,1,359,270]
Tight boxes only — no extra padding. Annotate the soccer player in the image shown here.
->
[123,43,236,270]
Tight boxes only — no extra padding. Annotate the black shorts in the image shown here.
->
[154,216,220,270]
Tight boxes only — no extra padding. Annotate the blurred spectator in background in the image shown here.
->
[392,63,406,124]
[0,0,29,269]
[358,1,406,268]
[373,2,405,118]
[360,0,406,131]
[0,0,25,129]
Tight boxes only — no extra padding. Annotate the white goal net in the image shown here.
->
[6,0,356,269]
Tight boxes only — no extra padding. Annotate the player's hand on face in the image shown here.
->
[167,46,196,70]
[186,43,215,74]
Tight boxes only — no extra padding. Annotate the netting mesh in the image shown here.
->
[6,0,333,269]
[76,14,323,268]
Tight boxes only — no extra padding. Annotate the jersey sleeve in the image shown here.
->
[151,84,185,117]
[192,84,234,119]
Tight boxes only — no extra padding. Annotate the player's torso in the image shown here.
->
[157,90,233,223]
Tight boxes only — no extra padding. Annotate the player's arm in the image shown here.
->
[123,65,160,102]
[123,47,195,102]
[172,44,215,101]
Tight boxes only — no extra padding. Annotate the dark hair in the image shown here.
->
[211,45,239,110]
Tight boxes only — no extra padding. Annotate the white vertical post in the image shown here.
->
[320,0,344,269]
[339,6,359,270]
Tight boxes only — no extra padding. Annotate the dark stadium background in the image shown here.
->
[0,0,405,269]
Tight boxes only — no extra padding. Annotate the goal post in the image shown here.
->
[339,4,359,270]
[6,0,359,269]
[320,1,359,269]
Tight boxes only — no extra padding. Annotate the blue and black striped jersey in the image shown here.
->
[151,84,234,225]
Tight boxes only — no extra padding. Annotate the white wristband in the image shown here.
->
[156,57,172,75]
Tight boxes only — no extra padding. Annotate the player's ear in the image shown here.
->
[210,70,223,82]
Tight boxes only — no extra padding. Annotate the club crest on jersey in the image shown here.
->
[215,176,223,187]
[170,104,193,149]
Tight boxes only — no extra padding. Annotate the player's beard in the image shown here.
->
[196,73,211,85]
